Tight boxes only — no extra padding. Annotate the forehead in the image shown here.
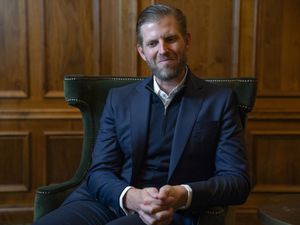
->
[140,16,181,40]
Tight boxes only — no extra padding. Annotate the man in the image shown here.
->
[33,4,250,225]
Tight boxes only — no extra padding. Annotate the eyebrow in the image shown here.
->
[145,33,179,43]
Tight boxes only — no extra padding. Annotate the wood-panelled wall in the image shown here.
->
[0,0,299,224]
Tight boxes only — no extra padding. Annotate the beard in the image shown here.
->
[146,53,187,81]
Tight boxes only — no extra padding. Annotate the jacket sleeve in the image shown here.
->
[187,89,251,214]
[86,89,128,216]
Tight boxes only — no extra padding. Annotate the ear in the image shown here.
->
[185,33,191,48]
[137,44,146,61]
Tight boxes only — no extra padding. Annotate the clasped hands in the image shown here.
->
[124,185,187,225]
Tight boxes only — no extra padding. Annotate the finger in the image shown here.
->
[158,185,173,200]
[142,194,162,206]
[158,187,176,206]
[145,187,159,199]
[139,208,173,225]
[140,202,171,214]
[138,210,156,225]
[153,207,174,224]
[160,185,172,193]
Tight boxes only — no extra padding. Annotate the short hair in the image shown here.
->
[136,4,187,46]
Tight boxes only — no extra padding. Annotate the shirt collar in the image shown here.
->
[153,67,187,107]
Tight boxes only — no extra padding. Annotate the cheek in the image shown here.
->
[174,43,187,53]
[144,51,157,62]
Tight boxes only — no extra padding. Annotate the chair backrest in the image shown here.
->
[64,75,257,182]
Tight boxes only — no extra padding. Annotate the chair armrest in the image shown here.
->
[197,206,234,225]
[33,177,81,221]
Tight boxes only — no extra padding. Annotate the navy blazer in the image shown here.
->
[65,71,250,217]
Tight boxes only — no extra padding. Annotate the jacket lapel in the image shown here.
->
[168,74,205,181]
[130,78,151,184]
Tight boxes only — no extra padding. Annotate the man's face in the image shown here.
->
[137,16,190,81]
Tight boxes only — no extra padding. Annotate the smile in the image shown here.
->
[158,58,174,63]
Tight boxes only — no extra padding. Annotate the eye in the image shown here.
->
[146,41,157,48]
[165,36,178,43]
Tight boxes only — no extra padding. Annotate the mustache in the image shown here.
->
[157,54,175,62]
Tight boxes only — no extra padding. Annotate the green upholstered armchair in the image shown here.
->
[34,75,257,224]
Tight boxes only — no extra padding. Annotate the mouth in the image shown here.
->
[158,58,175,64]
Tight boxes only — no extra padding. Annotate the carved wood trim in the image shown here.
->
[0,132,30,192]
[249,130,300,193]
[0,0,30,99]
[0,109,81,120]
[43,131,83,185]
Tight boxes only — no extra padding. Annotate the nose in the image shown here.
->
[158,40,168,54]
